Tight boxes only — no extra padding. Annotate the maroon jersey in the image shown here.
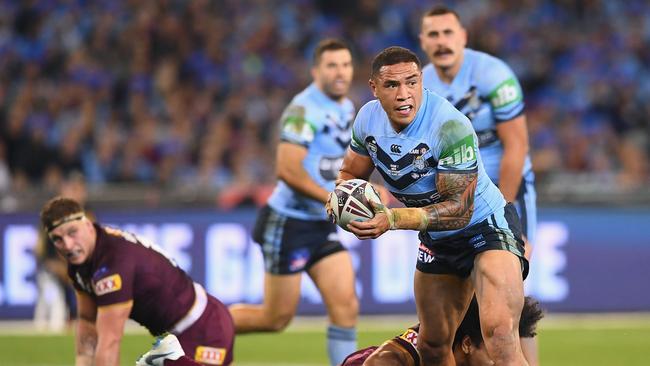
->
[68,224,196,335]
[341,325,420,366]
[341,346,378,366]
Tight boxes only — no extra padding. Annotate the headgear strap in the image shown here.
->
[47,212,85,232]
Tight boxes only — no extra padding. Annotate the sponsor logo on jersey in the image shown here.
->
[439,135,476,167]
[393,191,440,207]
[390,144,402,154]
[94,274,122,296]
[418,244,435,264]
[489,78,522,108]
[194,346,227,365]
[409,147,428,155]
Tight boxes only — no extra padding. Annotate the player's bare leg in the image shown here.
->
[415,271,473,366]
[309,250,359,365]
[472,250,528,365]
[229,273,302,333]
[309,251,358,327]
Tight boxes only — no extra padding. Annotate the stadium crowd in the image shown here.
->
[0,0,648,209]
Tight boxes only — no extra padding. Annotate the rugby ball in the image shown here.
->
[329,179,382,230]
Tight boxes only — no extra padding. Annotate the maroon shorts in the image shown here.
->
[177,295,235,365]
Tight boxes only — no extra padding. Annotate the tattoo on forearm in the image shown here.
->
[423,172,477,230]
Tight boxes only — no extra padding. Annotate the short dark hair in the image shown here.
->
[370,46,421,79]
[313,38,351,65]
[453,296,544,347]
[422,4,462,22]
[40,196,85,232]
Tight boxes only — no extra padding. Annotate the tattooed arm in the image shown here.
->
[387,171,477,231]
[347,171,477,239]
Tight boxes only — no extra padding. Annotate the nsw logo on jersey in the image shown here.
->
[94,274,122,296]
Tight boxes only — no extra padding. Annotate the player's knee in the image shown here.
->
[341,294,360,317]
[265,310,294,332]
[482,322,518,359]
[328,294,359,326]
[418,339,453,364]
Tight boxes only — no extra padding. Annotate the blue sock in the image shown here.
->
[327,324,357,366]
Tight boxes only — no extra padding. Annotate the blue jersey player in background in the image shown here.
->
[229,39,359,366]
[419,7,539,364]
[331,46,529,365]
[420,6,536,250]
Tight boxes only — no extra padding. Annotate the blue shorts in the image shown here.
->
[416,203,528,279]
[252,205,346,275]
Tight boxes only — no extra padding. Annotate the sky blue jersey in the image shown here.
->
[267,83,356,220]
[350,89,505,240]
[422,48,533,185]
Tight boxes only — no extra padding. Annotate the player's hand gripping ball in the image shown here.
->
[328,179,382,231]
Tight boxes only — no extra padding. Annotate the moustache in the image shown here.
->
[434,48,453,56]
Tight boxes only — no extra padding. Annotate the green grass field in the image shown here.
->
[1,315,649,365]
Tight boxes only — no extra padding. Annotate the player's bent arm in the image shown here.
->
[276,142,331,204]
[94,300,133,366]
[496,114,529,202]
[338,148,375,182]
[385,171,477,231]
[75,291,97,366]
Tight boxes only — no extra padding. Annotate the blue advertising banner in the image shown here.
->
[1,207,649,319]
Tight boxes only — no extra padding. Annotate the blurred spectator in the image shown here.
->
[0,0,648,208]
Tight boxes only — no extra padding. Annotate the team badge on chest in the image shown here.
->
[413,155,428,171]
